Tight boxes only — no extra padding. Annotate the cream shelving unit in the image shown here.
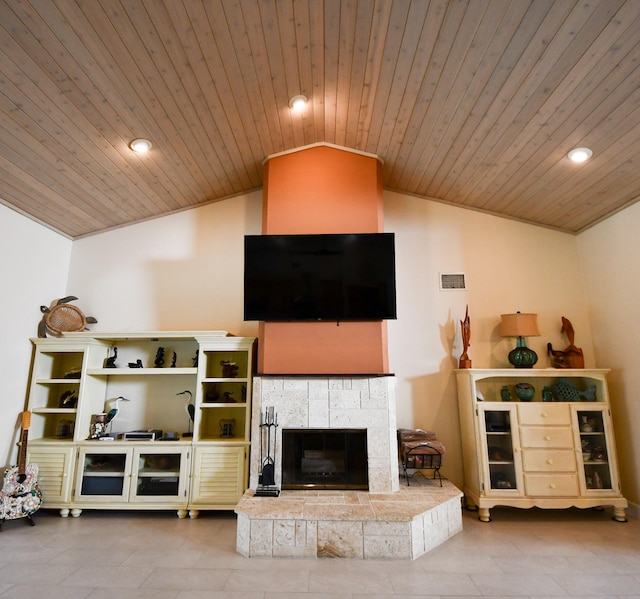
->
[189,335,256,518]
[455,369,627,523]
[25,332,256,518]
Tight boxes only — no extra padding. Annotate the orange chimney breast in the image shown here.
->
[259,144,390,375]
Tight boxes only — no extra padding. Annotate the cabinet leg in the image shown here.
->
[189,509,200,519]
[70,509,82,518]
[177,509,188,519]
[59,508,70,518]
[613,507,628,522]
[478,507,492,522]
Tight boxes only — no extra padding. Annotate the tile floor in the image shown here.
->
[0,499,638,598]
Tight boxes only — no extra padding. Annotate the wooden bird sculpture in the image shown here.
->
[547,317,585,368]
[459,305,472,368]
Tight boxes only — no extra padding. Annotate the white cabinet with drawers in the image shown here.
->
[456,369,627,522]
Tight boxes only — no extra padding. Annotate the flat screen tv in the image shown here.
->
[244,233,397,322]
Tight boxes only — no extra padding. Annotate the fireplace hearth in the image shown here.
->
[282,428,368,490]
[237,375,463,559]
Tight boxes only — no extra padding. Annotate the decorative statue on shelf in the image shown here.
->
[59,390,78,408]
[459,305,472,368]
[219,418,236,438]
[105,347,118,368]
[220,360,239,378]
[547,317,585,368]
[128,359,143,368]
[154,347,165,368]
[105,396,129,434]
[171,352,177,368]
[176,390,194,437]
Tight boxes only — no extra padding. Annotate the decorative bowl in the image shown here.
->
[514,382,535,401]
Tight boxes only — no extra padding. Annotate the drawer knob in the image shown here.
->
[541,412,548,418]
[547,459,553,464]
[549,483,556,489]
[544,435,551,441]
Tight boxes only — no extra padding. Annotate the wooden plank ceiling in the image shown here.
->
[1,0,640,238]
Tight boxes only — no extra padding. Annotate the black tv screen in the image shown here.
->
[244,233,397,321]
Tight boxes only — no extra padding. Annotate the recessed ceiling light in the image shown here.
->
[289,95,307,111]
[567,147,592,163]
[129,138,152,153]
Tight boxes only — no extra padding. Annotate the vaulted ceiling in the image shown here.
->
[1,0,640,239]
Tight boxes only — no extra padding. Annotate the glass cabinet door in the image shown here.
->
[75,448,132,502]
[479,405,522,494]
[131,447,189,504]
[574,406,616,492]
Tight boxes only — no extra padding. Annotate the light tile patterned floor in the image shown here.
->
[0,503,639,598]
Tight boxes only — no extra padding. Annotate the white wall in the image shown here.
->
[0,204,72,467]
[578,203,640,508]
[67,193,263,336]
[65,190,592,489]
[384,192,593,487]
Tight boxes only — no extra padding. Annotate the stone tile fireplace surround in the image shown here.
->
[248,375,400,493]
[235,375,463,559]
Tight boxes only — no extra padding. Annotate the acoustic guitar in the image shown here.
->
[1,411,42,530]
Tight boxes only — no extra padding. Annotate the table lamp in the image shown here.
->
[500,312,540,368]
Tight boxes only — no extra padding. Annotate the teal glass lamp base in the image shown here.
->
[508,336,538,368]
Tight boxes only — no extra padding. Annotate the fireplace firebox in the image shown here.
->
[281,429,368,490]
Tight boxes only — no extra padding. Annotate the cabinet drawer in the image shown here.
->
[522,449,576,472]
[524,473,578,496]
[519,426,573,448]
[517,403,570,425]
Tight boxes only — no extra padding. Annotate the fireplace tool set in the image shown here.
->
[255,406,280,497]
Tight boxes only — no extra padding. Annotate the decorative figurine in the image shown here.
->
[221,360,239,378]
[128,359,143,368]
[551,377,596,401]
[105,346,118,368]
[219,418,236,437]
[500,386,512,402]
[192,352,199,367]
[592,471,603,489]
[154,347,165,368]
[171,352,177,368]
[458,305,472,368]
[547,317,585,368]
[105,396,129,434]
[37,295,97,338]
[59,390,78,408]
[514,382,535,401]
[176,390,194,437]
[542,386,554,402]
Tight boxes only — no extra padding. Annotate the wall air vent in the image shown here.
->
[439,272,466,291]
